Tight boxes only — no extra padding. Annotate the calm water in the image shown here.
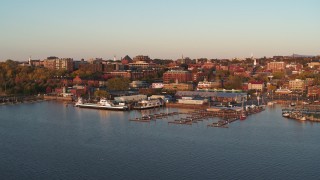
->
[0,101,319,180]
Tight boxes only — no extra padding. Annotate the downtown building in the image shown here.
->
[43,56,74,72]
[267,61,285,72]
[163,70,192,83]
[289,79,305,92]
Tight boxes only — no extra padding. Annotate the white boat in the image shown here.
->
[290,102,296,107]
[267,101,274,106]
[75,98,128,111]
[282,112,290,117]
[133,98,164,110]
[299,116,306,121]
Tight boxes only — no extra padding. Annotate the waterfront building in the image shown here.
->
[114,95,147,102]
[177,97,207,105]
[129,81,149,89]
[175,91,247,103]
[275,88,292,94]
[163,83,194,91]
[197,80,219,90]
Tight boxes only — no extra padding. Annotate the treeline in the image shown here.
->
[0,60,156,96]
[0,60,61,95]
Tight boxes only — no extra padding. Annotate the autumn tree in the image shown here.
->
[94,90,109,98]
[106,77,130,91]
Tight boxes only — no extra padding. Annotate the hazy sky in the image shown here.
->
[0,0,319,61]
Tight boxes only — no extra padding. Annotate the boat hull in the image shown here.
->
[76,104,128,111]
[132,105,162,110]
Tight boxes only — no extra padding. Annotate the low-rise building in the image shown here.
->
[248,81,264,92]
[163,83,194,91]
[152,83,164,89]
[307,86,320,98]
[197,80,219,90]
[289,79,305,92]
[129,81,149,89]
[307,62,320,68]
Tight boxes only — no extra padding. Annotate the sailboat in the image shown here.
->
[267,92,274,106]
[290,94,296,106]
[240,97,246,120]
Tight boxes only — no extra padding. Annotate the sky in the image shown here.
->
[0,0,319,61]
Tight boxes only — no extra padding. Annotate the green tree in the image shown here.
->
[94,90,109,98]
[224,76,243,90]
[107,77,130,91]
[272,72,285,79]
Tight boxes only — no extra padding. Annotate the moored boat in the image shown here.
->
[267,101,274,106]
[133,98,164,110]
[282,112,290,117]
[240,113,246,120]
[299,116,306,121]
[75,98,128,111]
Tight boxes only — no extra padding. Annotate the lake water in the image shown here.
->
[0,101,319,180]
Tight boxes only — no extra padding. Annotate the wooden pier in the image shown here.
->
[129,105,265,127]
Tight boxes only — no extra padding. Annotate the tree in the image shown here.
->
[107,77,130,91]
[272,72,285,79]
[224,76,243,90]
[94,90,109,98]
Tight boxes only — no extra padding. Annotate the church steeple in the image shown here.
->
[251,53,257,66]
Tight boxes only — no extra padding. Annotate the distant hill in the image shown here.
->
[292,54,315,58]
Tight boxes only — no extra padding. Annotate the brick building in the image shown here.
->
[43,56,73,72]
[308,86,320,98]
[163,70,192,83]
[267,61,285,72]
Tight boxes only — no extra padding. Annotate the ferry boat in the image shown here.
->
[133,98,164,110]
[75,98,128,111]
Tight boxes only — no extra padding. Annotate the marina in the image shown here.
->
[282,105,320,122]
[129,105,265,128]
